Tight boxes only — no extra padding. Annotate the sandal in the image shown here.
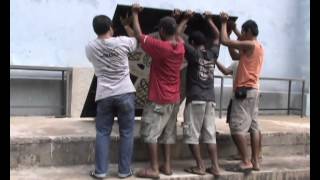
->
[89,170,107,179]
[251,159,261,171]
[205,167,221,177]
[238,162,253,172]
[136,168,160,179]
[159,165,173,175]
[184,166,206,175]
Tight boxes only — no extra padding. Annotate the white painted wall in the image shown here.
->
[11,0,310,91]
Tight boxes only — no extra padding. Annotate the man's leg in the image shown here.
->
[160,144,173,174]
[93,97,114,177]
[115,93,135,177]
[259,130,263,160]
[149,143,160,173]
[231,133,252,168]
[158,104,179,175]
[229,93,258,170]
[250,91,262,169]
[202,102,220,175]
[206,143,220,175]
[136,102,165,178]
[188,144,205,170]
[136,143,160,178]
[182,101,207,175]
[250,131,260,170]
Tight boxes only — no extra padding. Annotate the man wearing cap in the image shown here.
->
[130,3,185,178]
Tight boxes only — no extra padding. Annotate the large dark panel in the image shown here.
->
[81,4,237,117]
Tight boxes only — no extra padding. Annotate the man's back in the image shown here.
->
[139,35,185,104]
[86,36,137,101]
[184,43,219,102]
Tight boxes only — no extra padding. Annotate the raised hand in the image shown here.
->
[203,11,213,20]
[182,9,194,19]
[220,12,229,23]
[132,3,143,14]
[120,13,132,26]
[172,8,182,19]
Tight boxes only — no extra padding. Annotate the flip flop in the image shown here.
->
[205,167,221,177]
[238,162,253,172]
[136,168,160,179]
[159,165,173,175]
[184,166,206,175]
[251,160,261,171]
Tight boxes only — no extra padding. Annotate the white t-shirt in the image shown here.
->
[227,61,239,89]
[85,36,138,101]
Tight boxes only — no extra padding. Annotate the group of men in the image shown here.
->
[85,3,264,179]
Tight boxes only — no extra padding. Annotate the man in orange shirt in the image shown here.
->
[219,12,264,171]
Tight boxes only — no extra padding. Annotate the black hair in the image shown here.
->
[188,31,207,46]
[158,16,177,36]
[92,15,112,36]
[242,20,259,36]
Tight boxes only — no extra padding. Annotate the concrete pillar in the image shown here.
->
[306,84,310,117]
[70,68,94,117]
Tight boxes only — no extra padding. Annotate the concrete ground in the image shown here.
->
[10,115,310,138]
[10,155,309,180]
[10,115,310,179]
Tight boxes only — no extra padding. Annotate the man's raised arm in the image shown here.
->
[120,13,135,37]
[131,3,143,42]
[175,9,193,38]
[220,12,254,51]
[216,60,233,75]
[228,20,241,38]
[204,11,220,45]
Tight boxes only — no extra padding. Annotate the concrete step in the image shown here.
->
[10,155,310,180]
[10,116,310,168]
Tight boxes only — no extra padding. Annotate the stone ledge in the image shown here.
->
[10,156,310,180]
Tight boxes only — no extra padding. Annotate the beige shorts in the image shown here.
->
[140,101,180,144]
[229,89,260,134]
[183,101,217,144]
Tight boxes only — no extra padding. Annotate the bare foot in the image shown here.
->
[136,168,160,179]
[239,161,253,172]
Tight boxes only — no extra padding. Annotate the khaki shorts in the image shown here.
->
[183,101,217,144]
[140,101,180,144]
[229,89,260,134]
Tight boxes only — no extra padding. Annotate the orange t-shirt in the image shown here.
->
[235,40,264,90]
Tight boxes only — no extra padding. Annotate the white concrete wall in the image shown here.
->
[10,0,310,115]
[10,0,310,91]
